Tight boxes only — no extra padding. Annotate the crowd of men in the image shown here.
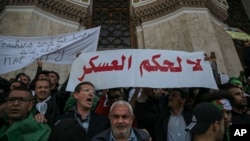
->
[0,60,250,141]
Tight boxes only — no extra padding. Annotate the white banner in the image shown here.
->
[66,49,218,91]
[0,27,100,75]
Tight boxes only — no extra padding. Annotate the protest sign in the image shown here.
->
[0,26,100,74]
[66,49,218,91]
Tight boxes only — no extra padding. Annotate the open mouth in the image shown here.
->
[86,98,93,102]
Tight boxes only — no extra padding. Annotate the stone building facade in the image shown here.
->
[0,0,244,85]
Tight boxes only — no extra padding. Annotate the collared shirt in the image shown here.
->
[36,96,51,114]
[74,109,90,132]
[109,129,138,141]
[167,110,191,141]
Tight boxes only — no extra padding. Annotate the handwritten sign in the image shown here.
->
[66,49,218,91]
[0,27,100,75]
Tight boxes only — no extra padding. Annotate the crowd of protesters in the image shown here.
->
[1,58,250,141]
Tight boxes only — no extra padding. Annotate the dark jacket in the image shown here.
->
[92,128,151,141]
[45,96,60,128]
[134,96,167,140]
[231,110,250,124]
[32,96,60,128]
[49,118,90,141]
[155,105,193,141]
[55,109,110,138]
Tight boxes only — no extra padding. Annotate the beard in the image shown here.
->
[233,102,247,109]
[112,126,131,139]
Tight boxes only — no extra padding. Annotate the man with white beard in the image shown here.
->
[92,100,151,141]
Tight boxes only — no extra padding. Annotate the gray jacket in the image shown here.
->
[92,128,151,141]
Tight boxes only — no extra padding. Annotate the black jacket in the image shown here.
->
[154,105,193,141]
[134,96,167,140]
[54,109,110,138]
[92,128,151,141]
[49,118,90,141]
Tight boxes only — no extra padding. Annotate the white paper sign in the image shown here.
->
[0,27,100,74]
[66,49,218,91]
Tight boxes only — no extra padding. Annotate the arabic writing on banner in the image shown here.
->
[0,27,100,75]
[66,49,218,91]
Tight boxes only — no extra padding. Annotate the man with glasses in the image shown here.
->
[49,81,110,141]
[0,86,51,141]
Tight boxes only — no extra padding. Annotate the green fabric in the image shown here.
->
[229,77,242,86]
[63,94,100,112]
[30,104,38,115]
[0,114,51,141]
[211,100,224,110]
[92,94,100,109]
[226,128,230,141]
[64,95,76,112]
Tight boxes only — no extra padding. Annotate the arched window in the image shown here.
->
[92,0,132,49]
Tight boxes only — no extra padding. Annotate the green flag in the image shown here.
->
[0,114,51,141]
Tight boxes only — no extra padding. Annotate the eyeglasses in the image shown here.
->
[6,97,33,104]
[82,88,96,95]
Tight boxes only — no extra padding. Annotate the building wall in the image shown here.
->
[0,6,80,85]
[0,5,243,85]
[136,8,242,77]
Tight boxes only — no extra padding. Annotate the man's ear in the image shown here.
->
[73,92,78,99]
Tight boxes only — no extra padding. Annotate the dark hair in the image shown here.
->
[0,92,8,103]
[0,77,10,103]
[34,79,51,89]
[10,80,26,87]
[171,88,189,99]
[0,77,10,93]
[221,83,241,90]
[15,73,26,81]
[10,86,33,99]
[107,88,123,97]
[109,88,122,93]
[24,75,31,81]
[49,71,60,80]
[49,71,60,87]
[38,70,50,77]
[74,81,95,93]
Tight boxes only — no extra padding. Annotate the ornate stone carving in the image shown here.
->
[225,0,250,34]
[131,0,228,26]
[1,0,88,26]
